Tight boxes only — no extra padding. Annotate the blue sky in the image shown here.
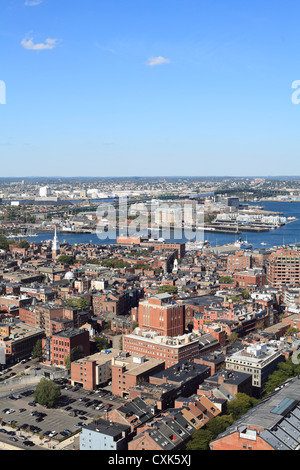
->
[1,0,300,177]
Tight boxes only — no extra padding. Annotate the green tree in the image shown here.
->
[66,298,90,309]
[34,378,61,408]
[242,290,250,299]
[227,332,239,344]
[157,285,178,295]
[32,339,43,361]
[0,236,9,251]
[58,255,75,265]
[186,415,234,451]
[64,355,71,371]
[263,358,300,396]
[226,393,260,420]
[186,429,214,451]
[206,414,234,437]
[18,239,30,249]
[219,276,234,284]
[94,336,110,352]
[101,259,131,269]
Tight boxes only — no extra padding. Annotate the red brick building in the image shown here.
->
[227,251,252,273]
[42,327,90,367]
[123,329,200,368]
[111,352,165,398]
[92,291,125,316]
[234,268,266,290]
[135,293,184,337]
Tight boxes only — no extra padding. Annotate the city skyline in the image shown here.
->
[1,0,300,177]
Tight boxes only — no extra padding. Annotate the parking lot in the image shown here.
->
[0,379,126,450]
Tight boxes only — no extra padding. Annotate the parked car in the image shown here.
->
[23,440,35,447]
[63,429,72,435]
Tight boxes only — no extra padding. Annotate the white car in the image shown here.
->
[6,409,15,414]
[49,431,57,438]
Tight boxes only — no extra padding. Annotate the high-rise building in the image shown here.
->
[39,186,52,197]
[266,248,300,289]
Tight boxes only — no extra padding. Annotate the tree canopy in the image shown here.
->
[34,378,61,408]
[263,358,300,396]
[65,298,90,309]
[58,255,75,265]
[32,339,43,361]
[157,285,178,295]
[94,336,110,352]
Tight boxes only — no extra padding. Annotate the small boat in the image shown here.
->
[234,238,253,250]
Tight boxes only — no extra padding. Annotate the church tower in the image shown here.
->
[52,226,60,260]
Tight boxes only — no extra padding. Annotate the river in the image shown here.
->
[16,201,300,250]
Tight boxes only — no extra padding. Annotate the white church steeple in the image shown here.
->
[52,225,60,259]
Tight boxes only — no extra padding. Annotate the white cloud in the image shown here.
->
[21,35,59,51]
[25,0,43,6]
[146,56,170,66]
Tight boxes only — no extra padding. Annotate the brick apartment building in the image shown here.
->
[19,303,90,336]
[92,291,125,316]
[194,351,225,375]
[117,237,186,260]
[42,327,90,367]
[180,295,223,331]
[201,369,253,397]
[234,268,266,291]
[0,320,45,365]
[149,361,211,397]
[71,348,120,390]
[133,293,185,337]
[111,351,165,398]
[123,329,201,368]
[127,409,198,451]
[227,251,252,273]
[266,248,300,289]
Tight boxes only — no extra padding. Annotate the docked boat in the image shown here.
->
[234,238,253,250]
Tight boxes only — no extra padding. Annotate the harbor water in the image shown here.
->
[15,201,300,250]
